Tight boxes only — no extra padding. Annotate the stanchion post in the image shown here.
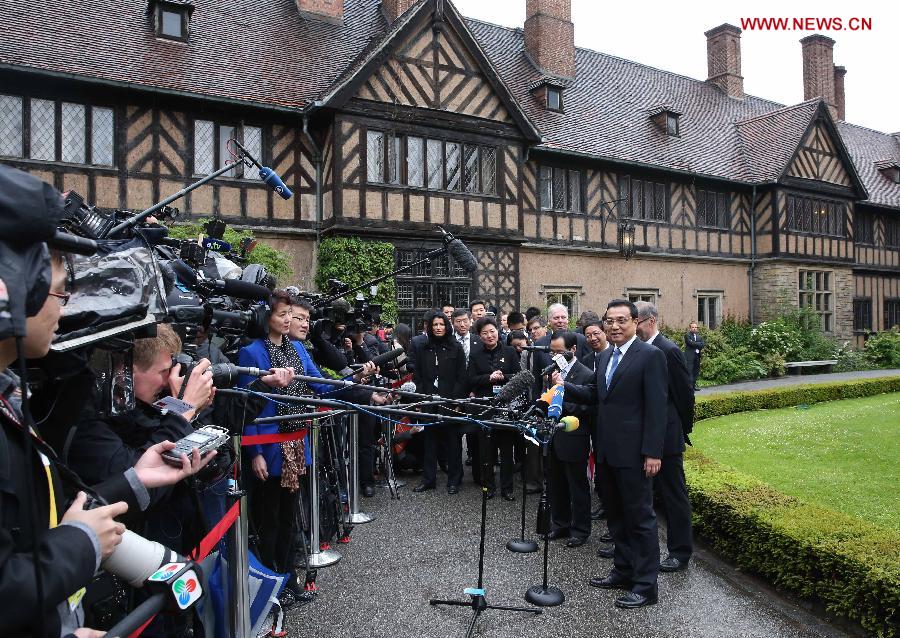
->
[307,421,342,568]
[227,435,251,638]
[347,411,374,524]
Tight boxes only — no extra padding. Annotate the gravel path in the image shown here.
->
[285,479,851,638]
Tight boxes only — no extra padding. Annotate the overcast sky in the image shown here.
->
[454,0,898,133]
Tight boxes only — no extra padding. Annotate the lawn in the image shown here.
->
[691,392,900,531]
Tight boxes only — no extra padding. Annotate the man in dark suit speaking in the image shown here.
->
[553,299,667,609]
[635,301,695,573]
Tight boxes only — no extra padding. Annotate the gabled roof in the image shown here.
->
[735,99,820,182]
[838,122,900,211]
[317,0,541,141]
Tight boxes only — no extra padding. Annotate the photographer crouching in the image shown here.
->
[0,166,214,638]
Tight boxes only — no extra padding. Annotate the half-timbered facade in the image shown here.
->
[1,0,898,342]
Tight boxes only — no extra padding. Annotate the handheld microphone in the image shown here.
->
[540,351,574,376]
[556,415,579,432]
[546,383,565,420]
[258,167,293,200]
[491,369,535,405]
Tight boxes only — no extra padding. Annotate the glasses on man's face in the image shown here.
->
[603,317,633,327]
[47,291,71,307]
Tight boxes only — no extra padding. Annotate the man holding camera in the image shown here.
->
[0,166,214,637]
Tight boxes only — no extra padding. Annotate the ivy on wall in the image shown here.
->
[167,220,293,284]
[315,237,397,323]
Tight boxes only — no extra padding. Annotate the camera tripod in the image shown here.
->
[430,486,541,638]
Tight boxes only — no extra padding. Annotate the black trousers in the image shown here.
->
[423,423,463,487]
[548,449,591,539]
[689,355,701,386]
[251,476,298,576]
[598,460,660,597]
[357,412,376,486]
[654,453,693,561]
[478,429,514,493]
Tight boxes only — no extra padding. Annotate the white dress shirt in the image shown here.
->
[605,334,638,380]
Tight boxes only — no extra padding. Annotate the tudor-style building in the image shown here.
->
[1,0,898,342]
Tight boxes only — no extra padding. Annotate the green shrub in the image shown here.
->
[701,346,767,385]
[834,341,874,372]
[750,320,803,359]
[686,448,900,636]
[864,328,900,368]
[168,219,293,284]
[694,376,900,421]
[760,351,786,377]
[315,237,398,323]
[719,314,754,350]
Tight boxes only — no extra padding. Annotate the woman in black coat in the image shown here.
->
[467,316,522,500]
[412,312,467,493]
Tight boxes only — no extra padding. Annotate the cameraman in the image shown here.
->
[0,167,213,638]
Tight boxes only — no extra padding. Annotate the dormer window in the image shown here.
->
[875,159,900,184]
[648,105,682,137]
[529,78,566,113]
[151,0,193,41]
[547,87,562,112]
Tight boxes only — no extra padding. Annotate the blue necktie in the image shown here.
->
[606,347,621,390]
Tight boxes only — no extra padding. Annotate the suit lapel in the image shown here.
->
[607,341,640,395]
[597,347,612,400]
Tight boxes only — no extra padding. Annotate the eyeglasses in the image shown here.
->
[603,317,634,327]
[47,291,71,307]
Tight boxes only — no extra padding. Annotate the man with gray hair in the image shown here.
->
[633,301,695,573]
[532,303,589,393]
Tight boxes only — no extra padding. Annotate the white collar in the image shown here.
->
[612,334,638,356]
[647,331,660,345]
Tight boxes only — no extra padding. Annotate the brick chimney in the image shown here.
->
[801,34,836,115]
[382,0,416,22]
[295,0,343,23]
[833,65,846,121]
[704,24,744,99]
[524,0,575,79]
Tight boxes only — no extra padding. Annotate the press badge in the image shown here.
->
[492,385,502,396]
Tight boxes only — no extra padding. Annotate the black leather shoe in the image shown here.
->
[447,485,459,495]
[598,532,613,544]
[589,574,631,590]
[596,545,615,559]
[614,591,658,609]
[412,482,435,493]
[525,484,542,494]
[362,484,375,498]
[660,556,689,572]
[565,536,587,548]
[501,491,515,502]
[547,529,569,540]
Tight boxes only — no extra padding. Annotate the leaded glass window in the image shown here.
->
[539,166,552,210]
[406,136,423,187]
[481,146,496,195]
[0,95,23,157]
[91,106,114,166]
[568,169,581,213]
[426,138,443,190]
[30,99,56,161]
[242,126,262,178]
[194,120,215,175]
[387,134,401,184]
[463,144,478,193]
[366,130,384,182]
[446,142,461,191]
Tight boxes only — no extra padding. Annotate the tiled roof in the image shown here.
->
[837,123,900,211]
[0,0,389,111]
[1,0,896,209]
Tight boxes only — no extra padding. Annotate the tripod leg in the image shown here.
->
[464,608,480,638]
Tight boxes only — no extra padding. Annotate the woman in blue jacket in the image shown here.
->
[238,290,374,592]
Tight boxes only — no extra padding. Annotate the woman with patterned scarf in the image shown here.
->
[239,290,374,602]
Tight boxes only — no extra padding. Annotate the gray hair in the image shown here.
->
[634,301,658,322]
[547,303,568,317]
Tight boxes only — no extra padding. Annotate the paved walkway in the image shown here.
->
[698,368,900,396]
[286,482,852,638]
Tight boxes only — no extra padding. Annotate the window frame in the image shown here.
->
[696,291,724,329]
[798,269,834,333]
[395,246,473,328]
[785,193,846,238]
[619,174,669,222]
[194,119,265,180]
[854,211,876,245]
[885,298,900,331]
[156,3,190,42]
[539,164,584,213]
[666,113,680,137]
[541,284,582,320]
[853,298,872,333]
[546,87,563,112]
[696,188,731,229]
[624,288,659,305]
[885,217,900,249]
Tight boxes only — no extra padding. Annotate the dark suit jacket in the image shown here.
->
[553,360,593,463]
[467,342,521,398]
[649,334,695,454]
[579,347,609,372]
[563,337,668,469]
[413,336,468,399]
[684,331,705,360]
[532,331,590,393]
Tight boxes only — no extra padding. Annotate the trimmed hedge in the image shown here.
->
[695,376,900,422]
[686,449,900,636]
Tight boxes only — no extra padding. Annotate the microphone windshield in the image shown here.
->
[494,369,535,404]
[560,415,579,432]
[259,167,293,200]
[371,347,405,368]
[400,381,416,393]
[171,259,199,287]
[447,238,477,274]
[219,278,271,301]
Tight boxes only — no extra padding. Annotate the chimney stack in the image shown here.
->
[704,24,744,99]
[833,65,846,121]
[294,0,343,23]
[382,0,416,22]
[524,0,576,79]
[801,34,836,116]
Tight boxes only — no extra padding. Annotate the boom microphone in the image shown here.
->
[438,227,477,274]
[492,369,535,404]
[258,167,293,200]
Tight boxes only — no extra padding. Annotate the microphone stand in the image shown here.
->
[524,418,565,607]
[429,487,541,638]
[507,432,538,554]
